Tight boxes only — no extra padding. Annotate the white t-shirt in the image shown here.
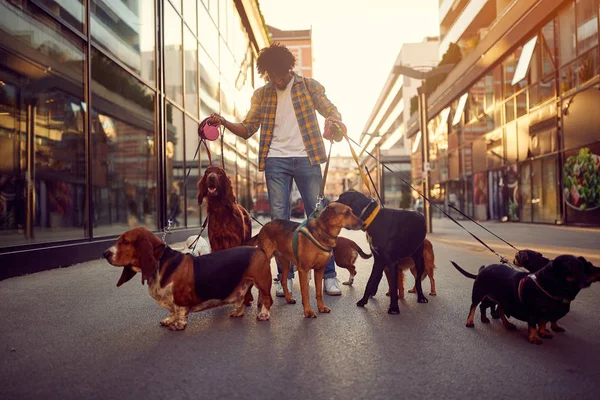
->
[267,76,307,158]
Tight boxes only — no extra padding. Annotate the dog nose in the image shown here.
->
[103,250,112,260]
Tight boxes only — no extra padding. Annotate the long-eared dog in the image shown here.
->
[451,255,590,344]
[103,227,273,330]
[513,249,600,333]
[336,190,427,315]
[247,202,364,318]
[198,165,252,251]
[333,236,372,285]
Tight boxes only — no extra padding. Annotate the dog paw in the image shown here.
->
[417,297,429,303]
[229,309,245,318]
[160,318,173,327]
[168,320,187,331]
[342,281,353,286]
[538,331,553,339]
[356,299,368,307]
[257,311,270,321]
[429,292,437,296]
[304,309,317,318]
[388,307,400,315]
[481,317,490,324]
[551,324,566,333]
[466,322,475,328]
[285,297,296,304]
[528,336,543,345]
[318,305,331,313]
[408,288,416,293]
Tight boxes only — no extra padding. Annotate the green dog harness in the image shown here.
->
[292,212,333,263]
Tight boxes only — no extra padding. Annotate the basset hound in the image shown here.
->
[103,227,273,330]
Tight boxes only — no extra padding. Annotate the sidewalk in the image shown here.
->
[428,216,600,263]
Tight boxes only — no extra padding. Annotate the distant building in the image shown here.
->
[360,37,440,208]
[267,25,313,78]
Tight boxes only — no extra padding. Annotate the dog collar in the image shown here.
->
[362,203,381,230]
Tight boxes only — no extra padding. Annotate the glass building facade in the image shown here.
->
[412,0,600,227]
[0,0,268,277]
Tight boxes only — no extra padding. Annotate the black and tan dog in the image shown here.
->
[451,255,590,344]
[336,190,427,315]
[248,202,364,318]
[513,249,600,333]
[103,227,273,330]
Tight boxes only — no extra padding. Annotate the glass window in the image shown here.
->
[516,91,527,118]
[183,0,197,33]
[200,46,220,116]
[505,98,515,123]
[166,104,184,228]
[91,0,156,87]
[503,52,517,98]
[91,49,157,236]
[558,2,577,66]
[576,0,598,53]
[38,0,84,32]
[542,19,557,76]
[185,117,201,226]
[0,1,86,248]
[468,78,485,122]
[184,27,199,117]
[165,2,183,105]
[512,36,538,86]
[198,3,220,64]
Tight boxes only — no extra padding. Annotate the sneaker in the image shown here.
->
[276,278,293,297]
[324,277,342,296]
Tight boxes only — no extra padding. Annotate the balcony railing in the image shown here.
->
[560,45,600,94]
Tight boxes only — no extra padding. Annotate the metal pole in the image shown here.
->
[417,87,432,233]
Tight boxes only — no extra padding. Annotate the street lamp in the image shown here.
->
[392,64,455,234]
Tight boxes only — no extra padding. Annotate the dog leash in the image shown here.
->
[346,135,514,265]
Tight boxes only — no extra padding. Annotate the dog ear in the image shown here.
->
[116,267,137,287]
[197,172,207,206]
[138,236,158,285]
[224,173,236,204]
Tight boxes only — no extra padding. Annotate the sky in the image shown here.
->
[258,0,441,156]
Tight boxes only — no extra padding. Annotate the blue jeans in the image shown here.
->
[264,157,336,280]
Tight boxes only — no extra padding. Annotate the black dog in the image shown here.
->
[513,249,600,333]
[336,190,427,315]
[451,255,590,344]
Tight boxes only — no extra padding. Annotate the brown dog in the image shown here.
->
[384,238,436,298]
[248,202,364,318]
[332,237,372,285]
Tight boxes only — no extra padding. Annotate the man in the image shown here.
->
[208,42,342,297]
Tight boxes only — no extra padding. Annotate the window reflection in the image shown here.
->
[91,49,157,235]
[165,2,183,105]
[184,27,198,117]
[38,0,84,32]
[91,0,155,86]
[166,104,184,228]
[185,117,200,226]
[0,1,86,248]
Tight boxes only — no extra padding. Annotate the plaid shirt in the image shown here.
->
[241,73,341,171]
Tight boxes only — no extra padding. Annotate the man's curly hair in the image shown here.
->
[256,42,296,77]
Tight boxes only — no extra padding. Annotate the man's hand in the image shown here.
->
[208,113,224,126]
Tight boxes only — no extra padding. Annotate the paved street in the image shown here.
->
[1,217,599,400]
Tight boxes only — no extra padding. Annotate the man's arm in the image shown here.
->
[210,88,262,140]
[305,78,342,121]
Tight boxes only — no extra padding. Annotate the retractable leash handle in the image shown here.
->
[199,117,220,141]
[323,119,346,142]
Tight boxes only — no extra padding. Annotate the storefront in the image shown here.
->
[417,0,600,227]
[0,0,269,279]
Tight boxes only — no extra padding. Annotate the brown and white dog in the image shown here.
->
[103,227,273,330]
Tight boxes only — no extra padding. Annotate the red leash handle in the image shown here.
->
[323,118,346,142]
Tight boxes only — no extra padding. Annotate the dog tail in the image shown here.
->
[450,261,478,279]
[245,234,259,247]
[351,241,372,259]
